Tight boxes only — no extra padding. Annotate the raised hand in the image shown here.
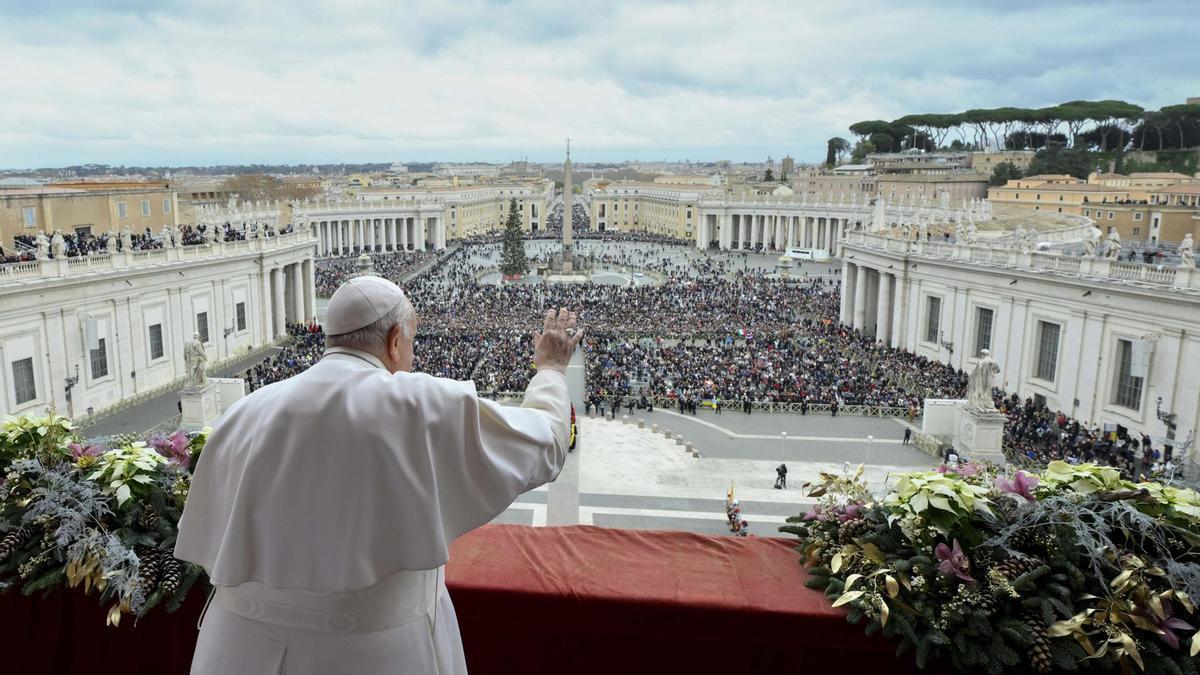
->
[532,307,584,374]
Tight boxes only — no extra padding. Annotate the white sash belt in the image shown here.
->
[214,567,442,634]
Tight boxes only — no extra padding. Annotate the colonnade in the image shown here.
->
[312,215,445,257]
[697,212,853,256]
[840,259,903,348]
[267,259,316,338]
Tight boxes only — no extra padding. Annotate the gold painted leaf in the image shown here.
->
[1190,630,1199,658]
[831,553,843,573]
[831,590,864,608]
[860,542,886,565]
[106,604,122,627]
[1115,633,1143,671]
[844,573,863,590]
[885,575,900,598]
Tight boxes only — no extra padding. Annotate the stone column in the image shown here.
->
[367,219,376,252]
[876,271,892,343]
[291,263,305,326]
[271,267,285,338]
[418,218,427,251]
[302,259,315,322]
[840,261,855,323]
[401,217,410,250]
[853,265,868,329]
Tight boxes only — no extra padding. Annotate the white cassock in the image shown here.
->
[175,346,570,675]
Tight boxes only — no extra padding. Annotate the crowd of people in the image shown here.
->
[996,392,1168,478]
[584,319,965,410]
[222,237,1178,482]
[1,223,266,264]
[315,251,433,297]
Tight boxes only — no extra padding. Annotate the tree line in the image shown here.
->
[825,100,1200,166]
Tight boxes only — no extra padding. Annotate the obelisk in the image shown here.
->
[562,139,573,272]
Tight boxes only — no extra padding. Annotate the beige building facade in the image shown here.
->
[969,151,1036,176]
[588,183,712,238]
[792,174,877,201]
[876,174,989,203]
[1,185,180,247]
[358,182,553,239]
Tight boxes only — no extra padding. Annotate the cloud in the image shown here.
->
[0,0,1196,168]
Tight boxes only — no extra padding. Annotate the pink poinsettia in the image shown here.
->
[995,471,1039,502]
[937,462,982,477]
[935,539,974,582]
[68,442,103,460]
[150,431,191,469]
[1147,600,1195,651]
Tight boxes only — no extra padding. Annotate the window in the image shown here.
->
[89,337,109,379]
[1133,212,1142,221]
[1035,321,1060,382]
[1133,227,1141,236]
[196,312,209,343]
[974,308,994,356]
[924,297,941,343]
[118,202,128,218]
[1084,209,1090,217]
[22,207,36,228]
[1113,339,1143,410]
[141,200,151,216]
[12,358,36,404]
[236,302,247,331]
[163,199,172,214]
[148,323,164,360]
[1108,212,1115,220]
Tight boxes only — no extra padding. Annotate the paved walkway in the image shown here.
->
[80,347,281,438]
[544,348,585,525]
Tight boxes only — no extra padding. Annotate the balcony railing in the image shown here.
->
[0,231,317,284]
[843,230,1200,292]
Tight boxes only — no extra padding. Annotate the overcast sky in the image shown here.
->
[1,0,1196,169]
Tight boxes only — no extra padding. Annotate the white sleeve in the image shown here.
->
[431,368,570,540]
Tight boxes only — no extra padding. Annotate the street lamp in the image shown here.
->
[939,331,955,357]
[1156,396,1177,463]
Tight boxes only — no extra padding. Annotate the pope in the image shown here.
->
[176,275,582,674]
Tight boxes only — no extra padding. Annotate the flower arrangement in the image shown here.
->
[0,412,209,625]
[782,461,1200,674]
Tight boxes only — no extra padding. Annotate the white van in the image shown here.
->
[784,247,830,262]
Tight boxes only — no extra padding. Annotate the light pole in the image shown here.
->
[866,434,874,466]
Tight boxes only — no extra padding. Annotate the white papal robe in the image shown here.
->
[175,347,570,675]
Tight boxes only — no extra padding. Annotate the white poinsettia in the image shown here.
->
[86,442,168,507]
[883,470,993,537]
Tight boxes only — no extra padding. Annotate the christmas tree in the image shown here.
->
[499,197,527,278]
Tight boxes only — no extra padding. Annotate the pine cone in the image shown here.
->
[137,548,162,593]
[1008,526,1040,552]
[138,506,161,531]
[990,557,1040,581]
[1022,608,1053,673]
[0,526,31,561]
[837,518,871,544]
[993,497,1020,523]
[159,555,183,597]
[975,587,998,616]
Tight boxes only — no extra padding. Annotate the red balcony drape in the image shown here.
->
[0,525,933,674]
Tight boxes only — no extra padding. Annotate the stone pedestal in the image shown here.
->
[953,404,1007,466]
[208,377,246,415]
[179,382,219,431]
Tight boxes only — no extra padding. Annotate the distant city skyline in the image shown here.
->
[1,0,1196,170]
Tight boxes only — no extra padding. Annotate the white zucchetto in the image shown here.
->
[325,276,408,335]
